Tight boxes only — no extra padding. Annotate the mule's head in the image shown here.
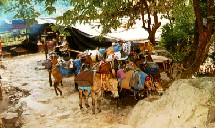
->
[144,76,152,90]
[154,81,164,96]
[81,55,92,65]
[107,78,119,98]
[92,63,99,71]
[51,56,59,65]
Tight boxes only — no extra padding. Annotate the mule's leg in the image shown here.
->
[75,83,79,91]
[120,89,126,106]
[49,70,52,87]
[53,82,58,96]
[60,80,63,87]
[97,90,102,113]
[79,90,83,109]
[91,91,96,114]
[83,90,90,108]
[55,82,62,95]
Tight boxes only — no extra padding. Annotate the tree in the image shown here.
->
[5,0,169,45]
[181,0,215,78]
[161,0,215,78]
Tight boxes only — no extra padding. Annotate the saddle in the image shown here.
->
[99,62,111,74]
[74,70,93,86]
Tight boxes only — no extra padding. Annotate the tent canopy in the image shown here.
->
[65,27,114,52]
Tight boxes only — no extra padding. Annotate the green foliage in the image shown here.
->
[3,0,171,40]
[56,0,139,35]
[0,0,8,6]
[160,1,195,61]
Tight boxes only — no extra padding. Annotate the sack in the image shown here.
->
[42,59,52,69]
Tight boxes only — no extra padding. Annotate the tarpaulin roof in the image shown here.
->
[65,27,114,51]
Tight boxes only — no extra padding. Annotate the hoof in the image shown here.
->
[80,106,83,110]
[92,110,95,114]
[98,110,101,113]
[159,93,163,96]
[86,105,90,108]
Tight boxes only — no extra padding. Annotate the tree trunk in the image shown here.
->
[148,30,156,45]
[181,0,214,78]
[140,0,161,45]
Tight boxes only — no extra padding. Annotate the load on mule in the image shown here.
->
[117,65,152,103]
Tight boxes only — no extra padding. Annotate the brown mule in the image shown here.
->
[75,70,119,114]
[43,53,76,96]
[50,55,63,96]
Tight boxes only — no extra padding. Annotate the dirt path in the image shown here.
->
[0,53,133,128]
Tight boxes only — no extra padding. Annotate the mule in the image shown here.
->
[74,70,119,114]
[43,52,79,95]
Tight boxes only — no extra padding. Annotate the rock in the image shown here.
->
[1,112,19,128]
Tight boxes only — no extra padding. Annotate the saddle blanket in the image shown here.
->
[58,65,73,76]
[78,86,91,95]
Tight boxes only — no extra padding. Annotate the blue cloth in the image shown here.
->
[73,59,81,74]
[144,67,159,75]
[59,65,73,77]
[137,71,147,90]
[99,48,106,55]
[114,45,120,52]
[133,42,138,45]
[119,78,123,83]
[78,86,91,95]
[143,62,159,75]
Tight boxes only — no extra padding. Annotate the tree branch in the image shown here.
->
[193,0,203,33]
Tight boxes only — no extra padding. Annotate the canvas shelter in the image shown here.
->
[64,27,114,52]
